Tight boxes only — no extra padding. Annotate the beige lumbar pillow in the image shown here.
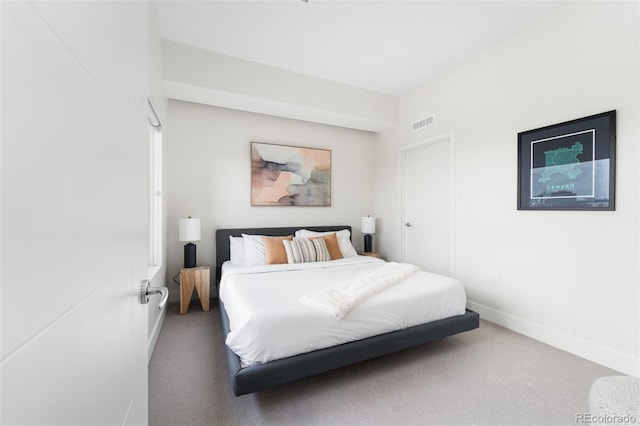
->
[311,232,343,260]
[263,235,293,264]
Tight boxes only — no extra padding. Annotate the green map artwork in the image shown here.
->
[538,142,583,183]
[519,111,614,209]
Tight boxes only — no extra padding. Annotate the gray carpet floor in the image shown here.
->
[149,300,619,426]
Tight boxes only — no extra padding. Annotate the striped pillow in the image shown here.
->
[310,233,343,260]
[282,238,331,264]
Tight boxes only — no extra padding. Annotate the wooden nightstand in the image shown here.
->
[358,252,382,259]
[179,266,210,315]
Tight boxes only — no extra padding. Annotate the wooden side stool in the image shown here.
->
[179,266,210,315]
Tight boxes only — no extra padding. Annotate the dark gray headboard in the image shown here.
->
[215,225,352,284]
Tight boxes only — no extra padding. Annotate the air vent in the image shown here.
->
[412,114,435,131]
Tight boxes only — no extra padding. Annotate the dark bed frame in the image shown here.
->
[215,226,480,396]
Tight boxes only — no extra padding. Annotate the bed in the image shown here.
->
[215,225,479,396]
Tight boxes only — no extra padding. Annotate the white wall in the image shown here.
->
[165,100,376,301]
[375,1,639,375]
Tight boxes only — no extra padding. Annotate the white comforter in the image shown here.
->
[219,256,467,366]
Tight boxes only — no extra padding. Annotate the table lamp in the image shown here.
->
[179,216,201,268]
[361,216,376,253]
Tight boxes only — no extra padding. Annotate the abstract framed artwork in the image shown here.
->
[517,110,616,211]
[251,142,331,206]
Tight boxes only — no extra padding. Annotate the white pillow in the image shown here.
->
[295,229,358,258]
[242,234,266,265]
[229,236,246,265]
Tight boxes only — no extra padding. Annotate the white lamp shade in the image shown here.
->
[361,216,376,234]
[179,217,201,242]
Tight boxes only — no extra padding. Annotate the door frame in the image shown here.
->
[398,131,456,277]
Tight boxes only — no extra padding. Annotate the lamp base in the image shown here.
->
[184,243,197,268]
[364,234,373,253]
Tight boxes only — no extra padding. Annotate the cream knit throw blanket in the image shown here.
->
[299,262,420,320]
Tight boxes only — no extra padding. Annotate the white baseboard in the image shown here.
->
[467,300,639,377]
[147,304,167,364]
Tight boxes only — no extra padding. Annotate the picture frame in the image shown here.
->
[251,142,331,206]
[517,111,616,211]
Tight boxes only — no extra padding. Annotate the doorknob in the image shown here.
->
[140,280,169,309]
[405,222,413,227]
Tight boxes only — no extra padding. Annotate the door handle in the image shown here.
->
[405,222,413,227]
[140,280,169,309]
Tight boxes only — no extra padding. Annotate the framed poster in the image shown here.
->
[517,111,616,210]
[251,142,331,206]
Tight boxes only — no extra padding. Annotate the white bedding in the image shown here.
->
[220,256,467,366]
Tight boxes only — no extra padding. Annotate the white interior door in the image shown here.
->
[1,2,149,425]
[401,134,454,276]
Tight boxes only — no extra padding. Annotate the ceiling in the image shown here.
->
[154,1,563,96]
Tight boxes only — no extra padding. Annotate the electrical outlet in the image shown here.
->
[490,273,501,286]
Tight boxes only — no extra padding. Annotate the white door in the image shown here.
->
[401,133,455,276]
[1,2,149,425]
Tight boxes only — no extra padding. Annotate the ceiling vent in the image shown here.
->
[412,114,435,131]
